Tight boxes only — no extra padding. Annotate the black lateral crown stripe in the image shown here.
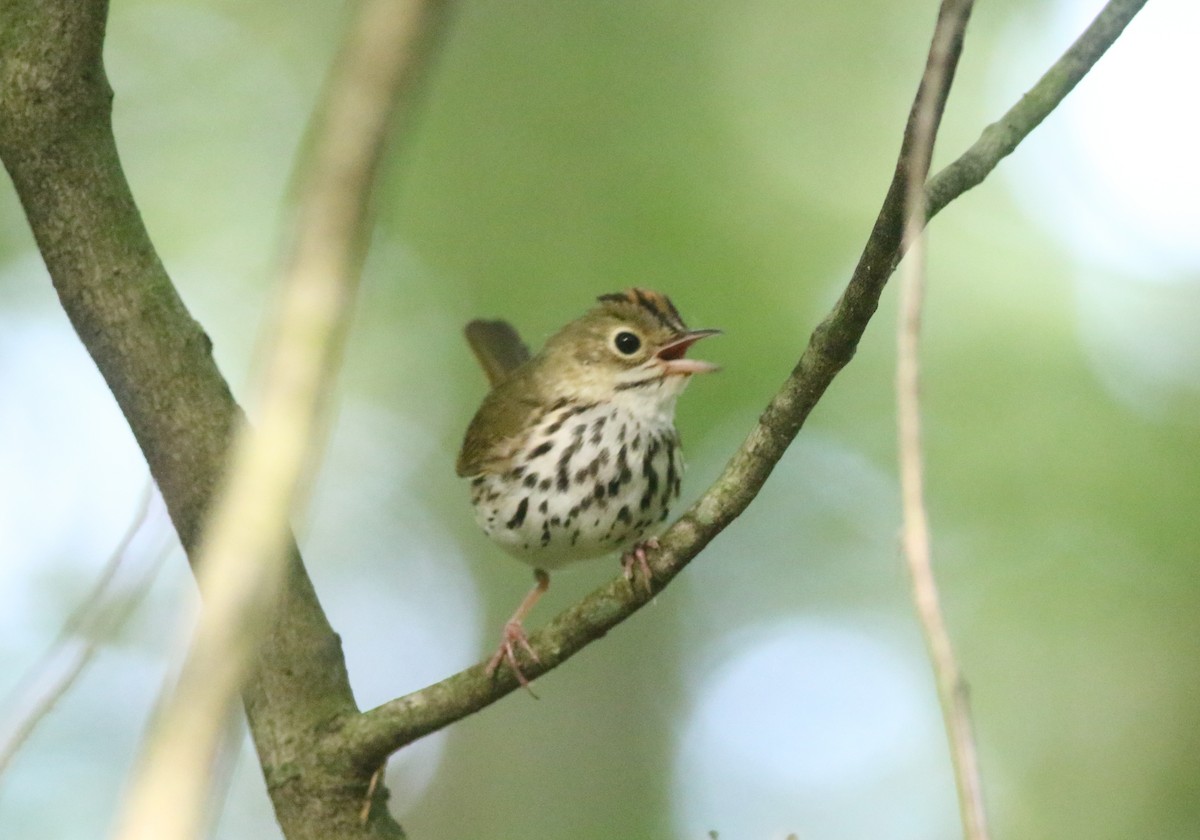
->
[660,294,683,327]
[598,288,686,332]
[633,288,681,332]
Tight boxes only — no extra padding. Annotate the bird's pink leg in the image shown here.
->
[485,569,550,691]
[621,538,660,595]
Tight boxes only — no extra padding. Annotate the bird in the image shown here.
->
[457,288,719,686]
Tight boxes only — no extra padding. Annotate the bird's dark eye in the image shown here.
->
[613,331,641,355]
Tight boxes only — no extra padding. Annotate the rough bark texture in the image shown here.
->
[0,2,393,837]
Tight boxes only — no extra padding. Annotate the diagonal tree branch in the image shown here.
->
[1,1,447,838]
[926,0,1149,217]
[343,0,1148,767]
[0,0,233,556]
[0,485,157,781]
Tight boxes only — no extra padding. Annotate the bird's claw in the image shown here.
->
[621,538,659,595]
[485,619,541,695]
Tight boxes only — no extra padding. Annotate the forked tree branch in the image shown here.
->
[342,0,1149,768]
[895,1,990,838]
[927,0,1150,219]
[890,5,1148,835]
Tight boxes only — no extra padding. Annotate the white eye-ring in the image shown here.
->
[611,329,642,356]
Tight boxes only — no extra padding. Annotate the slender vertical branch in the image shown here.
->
[896,2,991,838]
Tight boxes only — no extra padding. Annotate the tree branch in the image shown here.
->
[0,0,446,838]
[895,2,992,838]
[0,485,157,780]
[344,0,1149,768]
[926,0,1150,218]
[111,2,449,838]
[0,0,232,554]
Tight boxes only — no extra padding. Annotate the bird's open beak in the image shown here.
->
[656,329,721,375]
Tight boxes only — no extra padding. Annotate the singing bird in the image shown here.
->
[458,288,719,684]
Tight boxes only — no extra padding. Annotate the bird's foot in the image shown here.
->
[621,538,660,595]
[485,618,541,694]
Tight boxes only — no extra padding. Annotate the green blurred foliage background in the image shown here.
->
[2,1,1198,838]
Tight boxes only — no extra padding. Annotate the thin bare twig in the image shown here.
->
[927,0,1151,219]
[896,1,991,838]
[0,484,160,780]
[111,3,444,839]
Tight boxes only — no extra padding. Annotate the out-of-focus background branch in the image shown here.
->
[0,0,446,837]
[112,2,448,839]
[893,1,989,838]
